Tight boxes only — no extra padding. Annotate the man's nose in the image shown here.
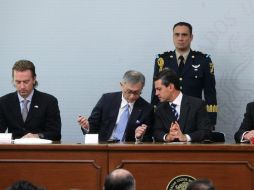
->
[20,82,25,88]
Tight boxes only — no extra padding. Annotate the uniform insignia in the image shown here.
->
[192,64,200,69]
[206,105,217,112]
[157,57,165,72]
[209,63,214,75]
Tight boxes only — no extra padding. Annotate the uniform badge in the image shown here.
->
[192,64,200,71]
[157,57,165,72]
[209,63,214,75]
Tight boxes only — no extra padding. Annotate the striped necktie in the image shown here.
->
[170,103,179,121]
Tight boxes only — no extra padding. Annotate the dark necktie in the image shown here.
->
[178,55,184,75]
[22,99,29,122]
[170,103,179,121]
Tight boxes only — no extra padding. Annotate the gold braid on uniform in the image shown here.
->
[206,105,217,112]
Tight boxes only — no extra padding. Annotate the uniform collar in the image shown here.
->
[175,49,190,63]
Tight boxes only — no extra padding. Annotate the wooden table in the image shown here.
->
[0,143,253,190]
[0,144,108,190]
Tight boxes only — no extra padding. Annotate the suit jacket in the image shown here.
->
[84,92,153,142]
[0,89,61,140]
[153,95,212,142]
[151,50,217,125]
[235,102,254,143]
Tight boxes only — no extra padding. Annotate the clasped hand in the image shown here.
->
[166,121,187,142]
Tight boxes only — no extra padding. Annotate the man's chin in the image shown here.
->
[19,92,28,98]
[159,98,167,102]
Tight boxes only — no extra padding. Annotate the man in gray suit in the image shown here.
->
[153,69,212,142]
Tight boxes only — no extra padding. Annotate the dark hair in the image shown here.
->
[104,169,135,190]
[186,179,216,190]
[6,180,46,190]
[173,22,192,35]
[12,60,38,87]
[154,68,180,90]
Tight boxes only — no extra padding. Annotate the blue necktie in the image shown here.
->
[113,104,130,141]
[170,103,179,121]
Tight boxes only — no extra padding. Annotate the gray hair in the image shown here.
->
[122,70,145,87]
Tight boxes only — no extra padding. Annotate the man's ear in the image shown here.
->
[33,77,36,86]
[168,83,175,90]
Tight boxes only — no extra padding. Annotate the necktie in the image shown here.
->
[113,104,130,141]
[21,99,29,122]
[178,55,184,75]
[170,103,179,121]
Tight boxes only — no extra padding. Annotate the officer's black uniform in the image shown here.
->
[151,50,217,125]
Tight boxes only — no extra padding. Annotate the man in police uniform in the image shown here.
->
[151,22,217,126]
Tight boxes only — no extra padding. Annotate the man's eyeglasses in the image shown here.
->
[124,89,142,96]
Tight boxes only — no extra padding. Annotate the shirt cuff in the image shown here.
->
[163,134,167,142]
[185,134,191,142]
[82,127,90,134]
[241,131,250,143]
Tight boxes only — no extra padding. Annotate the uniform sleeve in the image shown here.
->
[151,55,161,106]
[203,55,217,125]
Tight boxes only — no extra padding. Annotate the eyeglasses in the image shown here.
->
[124,89,142,96]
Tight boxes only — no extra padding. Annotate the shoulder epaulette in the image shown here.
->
[193,50,210,58]
[159,51,174,57]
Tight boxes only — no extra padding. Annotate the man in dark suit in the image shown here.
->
[235,102,254,143]
[78,70,153,142]
[0,60,61,140]
[151,22,217,127]
[153,69,212,142]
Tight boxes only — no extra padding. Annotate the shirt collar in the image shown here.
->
[170,92,183,106]
[121,94,134,110]
[18,90,34,103]
[175,49,190,62]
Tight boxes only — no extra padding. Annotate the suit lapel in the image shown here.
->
[159,103,175,128]
[128,99,142,126]
[25,90,39,123]
[179,95,190,132]
[106,93,122,138]
[12,93,24,125]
